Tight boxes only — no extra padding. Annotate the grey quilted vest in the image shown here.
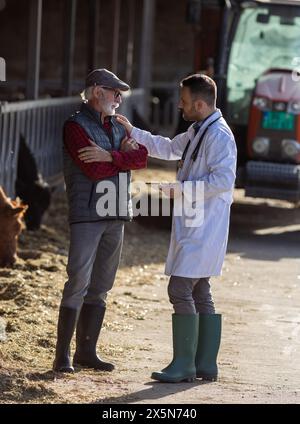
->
[63,102,132,224]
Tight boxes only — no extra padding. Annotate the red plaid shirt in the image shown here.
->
[64,121,148,181]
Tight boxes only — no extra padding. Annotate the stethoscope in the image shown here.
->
[178,115,222,169]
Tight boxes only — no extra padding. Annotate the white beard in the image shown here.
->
[102,100,120,116]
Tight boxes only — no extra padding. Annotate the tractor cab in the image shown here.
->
[217,0,300,202]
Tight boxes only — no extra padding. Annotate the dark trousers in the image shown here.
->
[168,275,215,314]
[61,220,124,310]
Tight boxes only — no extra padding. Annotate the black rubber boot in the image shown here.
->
[73,304,114,371]
[53,306,78,373]
[195,313,221,381]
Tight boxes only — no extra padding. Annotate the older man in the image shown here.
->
[53,69,147,373]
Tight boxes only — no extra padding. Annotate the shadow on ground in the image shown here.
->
[94,379,212,404]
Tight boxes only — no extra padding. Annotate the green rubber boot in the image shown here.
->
[151,314,199,383]
[195,313,221,381]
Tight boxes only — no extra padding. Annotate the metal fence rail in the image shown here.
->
[0,96,80,197]
[0,89,144,197]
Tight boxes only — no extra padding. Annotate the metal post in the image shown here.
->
[0,57,5,82]
[63,0,77,96]
[112,0,121,74]
[88,0,100,72]
[125,0,135,84]
[138,0,156,118]
[26,0,43,100]
[215,1,235,111]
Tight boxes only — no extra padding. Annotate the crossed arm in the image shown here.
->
[64,122,148,181]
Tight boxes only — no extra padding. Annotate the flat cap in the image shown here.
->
[85,68,130,91]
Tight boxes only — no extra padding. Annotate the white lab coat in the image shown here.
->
[131,109,237,278]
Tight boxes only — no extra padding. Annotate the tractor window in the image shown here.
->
[226,7,300,125]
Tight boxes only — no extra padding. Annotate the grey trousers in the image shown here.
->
[168,275,215,315]
[60,220,124,310]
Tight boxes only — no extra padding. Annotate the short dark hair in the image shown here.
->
[180,74,216,107]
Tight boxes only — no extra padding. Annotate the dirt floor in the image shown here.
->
[0,162,299,404]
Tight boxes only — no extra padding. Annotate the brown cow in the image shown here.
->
[0,186,28,267]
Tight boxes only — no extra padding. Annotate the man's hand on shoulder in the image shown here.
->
[115,114,133,135]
